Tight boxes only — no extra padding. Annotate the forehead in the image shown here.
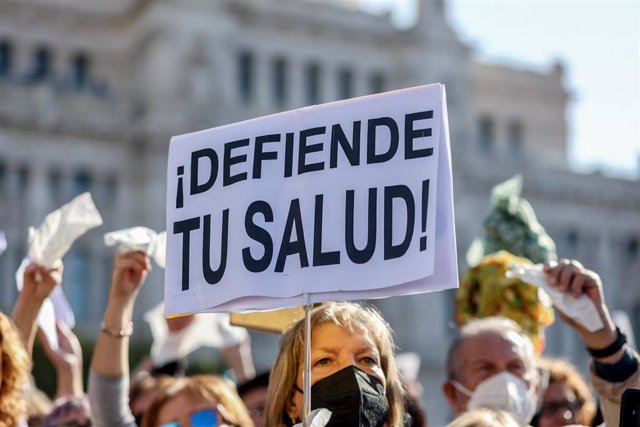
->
[311,322,377,350]
[545,381,577,402]
[157,389,215,424]
[458,331,528,364]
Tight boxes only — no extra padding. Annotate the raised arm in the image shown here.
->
[91,251,150,377]
[544,259,639,426]
[89,251,150,427]
[11,261,63,357]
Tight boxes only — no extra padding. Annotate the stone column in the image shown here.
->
[255,51,270,114]
[289,56,304,109]
[353,68,367,98]
[27,161,48,226]
[597,233,616,307]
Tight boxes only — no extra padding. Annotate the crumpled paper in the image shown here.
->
[104,226,166,268]
[17,192,102,350]
[144,303,248,367]
[507,264,603,332]
[28,192,103,268]
[293,409,332,427]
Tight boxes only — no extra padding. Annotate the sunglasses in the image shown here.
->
[160,408,219,427]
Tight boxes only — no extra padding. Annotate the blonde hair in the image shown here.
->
[446,408,520,427]
[264,302,405,427]
[537,357,596,426]
[0,312,31,426]
[142,375,253,427]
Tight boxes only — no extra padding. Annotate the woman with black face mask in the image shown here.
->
[264,302,406,426]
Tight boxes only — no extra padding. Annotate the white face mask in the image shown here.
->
[451,371,537,426]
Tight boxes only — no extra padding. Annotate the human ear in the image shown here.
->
[286,392,300,423]
[443,381,466,414]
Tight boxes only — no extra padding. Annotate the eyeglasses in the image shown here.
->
[539,399,582,419]
[159,408,219,427]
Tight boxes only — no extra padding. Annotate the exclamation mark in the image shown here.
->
[176,166,185,209]
[419,179,429,251]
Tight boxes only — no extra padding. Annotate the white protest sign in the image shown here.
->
[165,84,458,315]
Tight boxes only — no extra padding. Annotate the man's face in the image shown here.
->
[443,331,533,414]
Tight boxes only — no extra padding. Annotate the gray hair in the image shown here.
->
[445,316,536,381]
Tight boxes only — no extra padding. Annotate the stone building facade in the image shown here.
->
[0,0,638,424]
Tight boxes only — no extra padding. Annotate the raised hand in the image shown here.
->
[22,260,63,302]
[40,321,84,397]
[91,250,151,379]
[41,321,83,372]
[109,251,151,301]
[544,259,618,358]
[12,260,64,355]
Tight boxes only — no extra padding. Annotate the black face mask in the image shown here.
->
[300,365,390,427]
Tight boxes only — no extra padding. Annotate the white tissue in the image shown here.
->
[144,303,248,367]
[507,264,604,332]
[104,227,166,268]
[293,409,332,427]
[28,192,103,268]
[16,193,102,350]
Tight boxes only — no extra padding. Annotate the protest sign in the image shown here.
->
[165,83,457,315]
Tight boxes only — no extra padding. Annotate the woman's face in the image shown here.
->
[288,322,386,421]
[537,381,582,427]
[156,390,218,427]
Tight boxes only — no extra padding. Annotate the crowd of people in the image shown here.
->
[0,246,638,426]
[0,178,639,427]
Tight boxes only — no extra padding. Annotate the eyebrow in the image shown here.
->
[356,345,379,355]
[314,346,339,355]
[469,359,495,367]
[313,344,379,356]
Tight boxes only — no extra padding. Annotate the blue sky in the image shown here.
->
[360,0,640,178]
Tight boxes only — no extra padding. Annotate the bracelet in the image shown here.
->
[586,327,627,358]
[100,321,133,338]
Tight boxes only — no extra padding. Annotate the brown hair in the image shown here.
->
[0,312,31,426]
[264,302,405,427]
[537,357,596,426]
[141,375,253,427]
